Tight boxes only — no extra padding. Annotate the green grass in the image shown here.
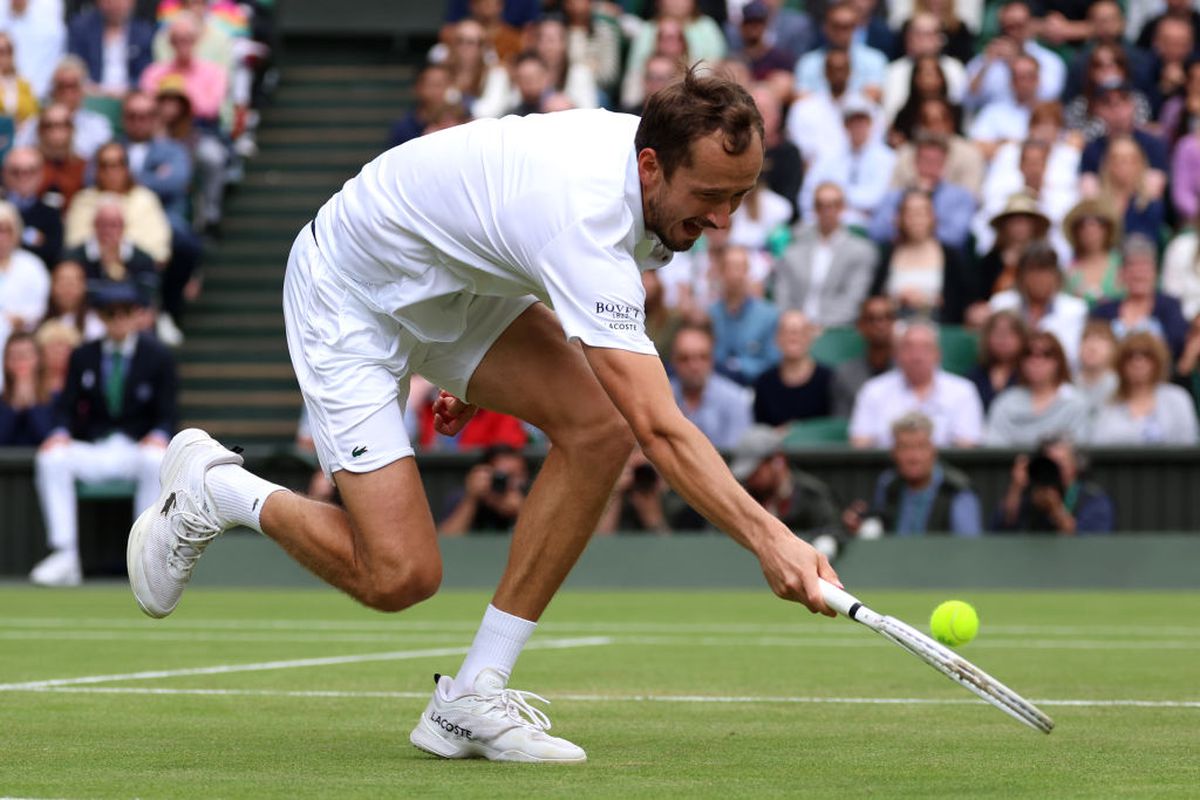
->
[1,586,1197,798]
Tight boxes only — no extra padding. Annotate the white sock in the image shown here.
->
[449,604,537,698]
[206,464,287,533]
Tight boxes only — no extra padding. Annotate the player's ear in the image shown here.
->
[637,148,662,186]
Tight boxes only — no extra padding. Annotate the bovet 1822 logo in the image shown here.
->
[430,712,473,740]
[595,301,644,332]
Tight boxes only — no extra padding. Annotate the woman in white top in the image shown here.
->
[0,200,49,334]
[0,32,37,124]
[985,330,1091,446]
[1161,227,1200,321]
[1090,331,1199,445]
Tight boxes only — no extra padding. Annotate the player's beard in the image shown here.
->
[645,188,708,252]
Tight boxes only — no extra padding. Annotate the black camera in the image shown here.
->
[631,463,658,492]
[491,470,511,494]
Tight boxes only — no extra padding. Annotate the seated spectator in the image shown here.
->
[843,411,982,536]
[642,269,683,366]
[975,192,1051,311]
[882,12,967,129]
[964,0,1066,111]
[750,84,802,224]
[140,12,228,126]
[1075,319,1120,417]
[752,310,832,426]
[63,199,158,301]
[33,318,82,398]
[832,294,896,416]
[1177,313,1200,397]
[786,49,866,169]
[709,246,780,385]
[869,134,976,252]
[1063,1,1151,103]
[728,424,840,534]
[34,103,87,207]
[561,0,621,97]
[1159,58,1200,153]
[0,32,38,124]
[1170,123,1200,228]
[40,259,105,341]
[1092,235,1190,360]
[1162,227,1200,321]
[669,322,752,450]
[454,0,523,65]
[966,309,1027,412]
[151,0,239,95]
[505,52,555,116]
[0,200,49,338]
[119,90,194,233]
[1079,80,1167,200]
[1096,134,1165,246]
[1090,331,1199,445]
[887,55,956,148]
[849,319,983,448]
[775,182,876,328]
[0,332,54,445]
[64,142,171,265]
[67,0,154,97]
[623,53,685,117]
[1146,14,1195,117]
[995,438,1115,534]
[871,189,972,323]
[728,179,791,255]
[2,146,62,268]
[0,0,67,101]
[892,0,976,65]
[968,53,1039,160]
[990,241,1088,368]
[30,281,176,586]
[437,19,510,119]
[1064,43,1153,143]
[532,16,598,111]
[437,444,528,535]
[1136,0,1200,52]
[16,58,112,160]
[725,0,813,63]
[388,64,452,148]
[985,330,1091,446]
[793,1,886,98]
[1062,197,1123,307]
[596,449,670,535]
[798,95,895,228]
[728,1,797,85]
[620,1,725,112]
[890,96,984,198]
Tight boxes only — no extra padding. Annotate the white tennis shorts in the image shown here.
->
[282,225,536,477]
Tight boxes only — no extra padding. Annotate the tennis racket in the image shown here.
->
[819,579,1054,734]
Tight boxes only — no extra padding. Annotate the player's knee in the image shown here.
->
[35,445,69,473]
[360,560,442,613]
[552,409,634,465]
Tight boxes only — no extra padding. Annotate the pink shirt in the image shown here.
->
[140,59,228,121]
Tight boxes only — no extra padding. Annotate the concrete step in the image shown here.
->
[181,389,300,407]
[256,127,387,146]
[179,418,300,439]
[252,148,381,168]
[242,169,355,190]
[181,362,295,379]
[283,64,416,82]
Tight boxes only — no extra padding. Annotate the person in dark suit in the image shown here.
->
[2,146,63,268]
[67,0,155,95]
[29,280,176,587]
[62,198,159,308]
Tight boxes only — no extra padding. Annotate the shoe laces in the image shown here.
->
[165,491,222,576]
[486,687,553,732]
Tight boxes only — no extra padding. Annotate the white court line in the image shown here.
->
[7,685,1200,710]
[0,636,611,692]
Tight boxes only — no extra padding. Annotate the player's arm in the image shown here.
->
[582,344,839,615]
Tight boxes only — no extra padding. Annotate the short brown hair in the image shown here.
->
[635,65,764,179]
[1114,331,1170,399]
[1021,330,1071,387]
[979,309,1029,368]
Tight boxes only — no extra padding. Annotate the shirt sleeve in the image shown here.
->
[950,491,983,537]
[951,380,984,445]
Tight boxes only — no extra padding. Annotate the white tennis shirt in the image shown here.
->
[311,108,672,356]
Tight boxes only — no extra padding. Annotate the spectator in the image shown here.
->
[871,189,972,323]
[151,0,239,96]
[67,0,155,97]
[1162,227,1200,321]
[0,0,67,100]
[596,448,670,535]
[437,444,528,535]
[669,323,753,449]
[844,411,982,536]
[964,0,1066,111]
[887,54,956,148]
[1090,331,1200,445]
[0,199,49,339]
[2,147,62,269]
[985,330,1091,447]
[30,280,176,586]
[750,84,802,223]
[620,0,726,111]
[1170,120,1200,227]
[1075,319,1120,416]
[389,64,451,148]
[869,134,976,251]
[533,16,598,111]
[995,438,1115,534]
[16,58,113,160]
[459,0,523,65]
[728,424,840,534]
[969,53,1040,161]
[64,142,171,265]
[849,319,983,448]
[1096,134,1165,246]
[119,90,194,232]
[775,182,876,327]
[0,331,54,445]
[1136,0,1200,52]
[990,241,1088,368]
[1147,14,1196,116]
[975,191,1051,308]
[966,308,1027,412]
[752,310,833,426]
[882,12,967,128]
[729,1,797,84]
[33,318,82,398]
[642,269,683,366]
[0,31,37,124]
[726,0,814,62]
[728,178,791,255]
[893,0,976,66]
[709,245,779,385]
[793,1,886,99]
[1159,58,1200,152]
[1063,1,1151,103]
[1064,43,1153,142]
[40,259,105,341]
[846,0,896,58]
[33,103,87,208]
[890,96,984,198]
[1177,312,1200,395]
[785,48,866,169]
[63,199,158,303]
[832,295,895,416]
[1079,80,1167,198]
[438,19,509,119]
[506,52,554,116]
[623,53,684,117]
[561,0,621,97]
[1092,235,1191,360]
[799,95,895,228]
[1063,197,1123,307]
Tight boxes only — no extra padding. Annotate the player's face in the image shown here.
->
[641,130,763,252]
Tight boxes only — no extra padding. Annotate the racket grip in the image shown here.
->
[819,578,862,618]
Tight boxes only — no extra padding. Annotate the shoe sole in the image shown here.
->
[127,429,240,619]
[409,718,586,764]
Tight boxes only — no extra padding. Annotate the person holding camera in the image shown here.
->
[596,448,670,535]
[438,444,529,535]
[993,436,1114,535]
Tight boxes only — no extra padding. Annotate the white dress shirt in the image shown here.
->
[850,368,984,448]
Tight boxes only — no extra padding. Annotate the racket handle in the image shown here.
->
[819,578,863,619]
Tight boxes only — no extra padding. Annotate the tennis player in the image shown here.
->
[126,68,841,763]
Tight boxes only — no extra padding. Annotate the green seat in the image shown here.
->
[939,326,980,377]
[781,416,850,447]
[810,327,864,368]
[83,95,124,137]
[76,479,137,501]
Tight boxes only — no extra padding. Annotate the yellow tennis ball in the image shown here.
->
[930,600,979,648]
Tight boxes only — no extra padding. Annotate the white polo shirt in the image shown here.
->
[312,109,670,357]
[849,368,984,448]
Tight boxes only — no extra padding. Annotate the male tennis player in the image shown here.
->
[126,69,841,763]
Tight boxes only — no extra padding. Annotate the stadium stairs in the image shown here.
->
[178,39,417,447]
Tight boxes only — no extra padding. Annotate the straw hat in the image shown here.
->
[1062,197,1122,254]
[989,192,1051,236]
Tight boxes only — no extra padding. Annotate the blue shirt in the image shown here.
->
[868,183,978,249]
[670,372,753,450]
[709,297,781,385]
[872,464,982,537]
[794,43,887,95]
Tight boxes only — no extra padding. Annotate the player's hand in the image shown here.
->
[432,390,478,436]
[757,530,841,617]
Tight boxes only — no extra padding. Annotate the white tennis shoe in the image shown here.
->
[410,669,586,763]
[127,428,243,618]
